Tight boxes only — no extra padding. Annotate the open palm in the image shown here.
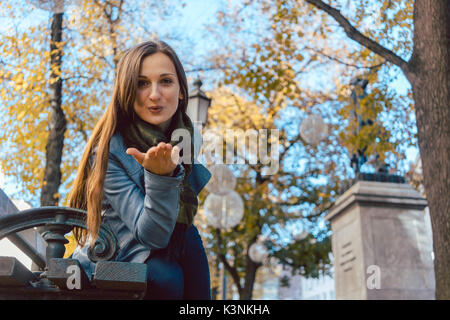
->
[126,142,180,176]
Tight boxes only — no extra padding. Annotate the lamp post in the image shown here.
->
[204,165,244,300]
[187,79,212,128]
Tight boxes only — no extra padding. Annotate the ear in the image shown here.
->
[179,92,184,100]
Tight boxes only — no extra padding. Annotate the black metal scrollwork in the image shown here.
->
[0,207,117,265]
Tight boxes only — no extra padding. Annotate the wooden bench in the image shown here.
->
[0,196,148,300]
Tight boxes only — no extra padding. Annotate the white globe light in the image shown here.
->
[300,113,328,145]
[293,229,308,241]
[248,242,269,263]
[28,0,81,13]
[205,164,237,196]
[203,190,244,229]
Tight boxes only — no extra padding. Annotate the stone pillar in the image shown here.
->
[0,189,47,270]
[325,180,435,299]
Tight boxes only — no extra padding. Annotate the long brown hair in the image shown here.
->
[69,40,189,247]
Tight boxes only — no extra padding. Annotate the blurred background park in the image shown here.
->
[0,0,447,300]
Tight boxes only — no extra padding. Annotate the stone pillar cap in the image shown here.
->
[325,180,427,222]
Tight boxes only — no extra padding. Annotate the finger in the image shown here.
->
[147,146,157,155]
[146,147,157,161]
[126,148,145,164]
[154,145,164,159]
[147,146,157,153]
[171,146,180,164]
[160,147,168,159]
[162,144,171,158]
[157,142,166,149]
[158,143,170,159]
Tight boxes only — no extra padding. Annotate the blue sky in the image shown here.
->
[0,0,419,203]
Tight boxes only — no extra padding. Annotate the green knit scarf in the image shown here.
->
[121,108,198,226]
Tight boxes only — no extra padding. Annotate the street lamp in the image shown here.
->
[187,79,212,128]
[203,164,244,300]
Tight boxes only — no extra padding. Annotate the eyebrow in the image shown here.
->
[138,73,176,78]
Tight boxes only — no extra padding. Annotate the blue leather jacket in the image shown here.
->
[72,131,211,278]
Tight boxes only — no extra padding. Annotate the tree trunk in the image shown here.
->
[406,0,450,299]
[239,257,259,300]
[306,0,450,299]
[40,12,66,206]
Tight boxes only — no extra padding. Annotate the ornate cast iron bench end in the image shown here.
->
[0,206,147,300]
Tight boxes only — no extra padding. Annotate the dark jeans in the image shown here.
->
[143,223,211,300]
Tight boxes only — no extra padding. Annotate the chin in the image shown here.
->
[144,115,172,128]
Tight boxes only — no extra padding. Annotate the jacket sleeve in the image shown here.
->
[103,153,185,249]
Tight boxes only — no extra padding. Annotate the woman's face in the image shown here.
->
[133,52,182,128]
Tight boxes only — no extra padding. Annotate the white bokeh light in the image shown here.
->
[293,229,308,241]
[248,242,269,264]
[27,0,81,13]
[300,113,329,145]
[203,191,244,229]
[205,164,237,196]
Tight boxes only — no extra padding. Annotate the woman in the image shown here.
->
[69,40,212,300]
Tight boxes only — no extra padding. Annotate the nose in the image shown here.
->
[148,83,161,101]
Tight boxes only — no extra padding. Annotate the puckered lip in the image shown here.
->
[147,106,164,112]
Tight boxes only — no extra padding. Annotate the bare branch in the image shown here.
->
[304,0,409,73]
[61,75,111,85]
[279,131,305,163]
[304,45,386,70]
[184,65,229,73]
[67,113,89,143]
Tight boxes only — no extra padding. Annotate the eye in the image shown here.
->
[161,78,173,85]
[138,80,150,88]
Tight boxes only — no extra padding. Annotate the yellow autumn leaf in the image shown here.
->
[64,233,77,258]
[17,110,26,120]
